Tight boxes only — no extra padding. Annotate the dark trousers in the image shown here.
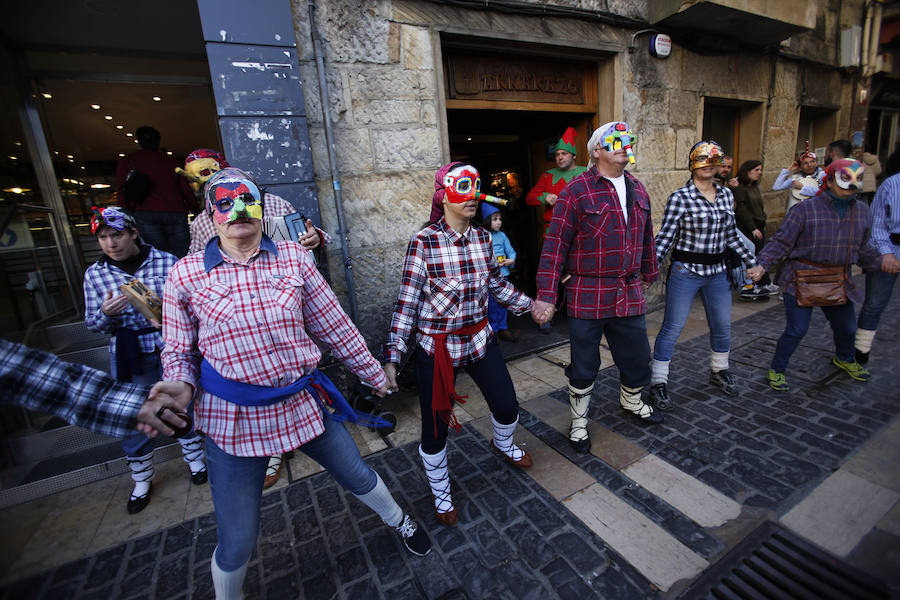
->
[134,210,190,258]
[567,315,651,389]
[414,341,518,454]
[771,293,856,372]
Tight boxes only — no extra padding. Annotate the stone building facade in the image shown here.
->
[288,0,866,344]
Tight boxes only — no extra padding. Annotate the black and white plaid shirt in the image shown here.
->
[655,179,757,277]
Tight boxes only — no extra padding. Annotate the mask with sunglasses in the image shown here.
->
[204,167,263,225]
[442,164,481,204]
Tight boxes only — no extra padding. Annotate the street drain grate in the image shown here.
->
[678,520,889,599]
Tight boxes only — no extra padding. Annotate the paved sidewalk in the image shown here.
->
[1,289,898,599]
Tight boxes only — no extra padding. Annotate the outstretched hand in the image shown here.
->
[383,363,399,393]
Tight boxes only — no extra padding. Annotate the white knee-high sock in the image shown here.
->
[178,434,206,475]
[491,414,526,461]
[650,359,670,385]
[126,451,154,499]
[567,384,593,442]
[419,444,453,514]
[354,472,403,528]
[711,351,729,373]
[620,384,652,418]
[855,328,876,353]
[211,547,247,600]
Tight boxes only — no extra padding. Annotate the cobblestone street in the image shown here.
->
[2,290,898,599]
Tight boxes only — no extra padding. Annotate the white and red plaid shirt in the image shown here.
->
[188,193,331,254]
[162,235,386,457]
[385,218,533,367]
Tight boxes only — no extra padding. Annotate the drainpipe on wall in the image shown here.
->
[307,0,359,322]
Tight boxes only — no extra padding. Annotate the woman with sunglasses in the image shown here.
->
[650,141,759,411]
[384,162,536,526]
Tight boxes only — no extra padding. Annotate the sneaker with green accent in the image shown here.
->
[767,369,789,391]
[832,357,871,382]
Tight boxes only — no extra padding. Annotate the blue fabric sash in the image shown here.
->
[114,326,158,383]
[199,359,390,427]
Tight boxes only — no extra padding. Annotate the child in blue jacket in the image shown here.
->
[482,203,518,341]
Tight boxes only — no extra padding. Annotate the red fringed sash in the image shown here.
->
[429,319,488,435]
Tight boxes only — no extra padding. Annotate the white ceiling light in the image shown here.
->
[90,104,100,110]
[104,115,112,120]
[152,96,162,101]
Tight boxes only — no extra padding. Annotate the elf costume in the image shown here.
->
[526,127,588,235]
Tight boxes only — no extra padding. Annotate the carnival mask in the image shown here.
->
[600,122,636,153]
[689,141,724,170]
[90,206,135,235]
[205,168,263,224]
[177,149,229,193]
[442,164,481,204]
[826,159,864,191]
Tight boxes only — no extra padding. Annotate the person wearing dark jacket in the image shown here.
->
[116,126,198,257]
[733,160,777,296]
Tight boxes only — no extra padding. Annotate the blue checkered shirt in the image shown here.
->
[0,339,146,438]
[83,245,176,355]
[656,179,757,276]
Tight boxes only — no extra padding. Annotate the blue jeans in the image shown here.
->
[771,293,856,372]
[207,417,377,571]
[414,341,518,454]
[133,210,190,258]
[653,262,732,362]
[858,269,898,331]
[567,315,651,389]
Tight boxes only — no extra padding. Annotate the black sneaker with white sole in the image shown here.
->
[709,370,737,396]
[395,514,431,556]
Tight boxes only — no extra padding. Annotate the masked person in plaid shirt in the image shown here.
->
[534,122,662,455]
[181,148,329,490]
[83,206,207,514]
[651,141,758,410]
[183,149,330,256]
[384,162,535,527]
[751,159,883,391]
[160,168,430,599]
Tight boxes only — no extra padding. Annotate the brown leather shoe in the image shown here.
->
[492,441,533,468]
[434,505,458,526]
[263,457,283,489]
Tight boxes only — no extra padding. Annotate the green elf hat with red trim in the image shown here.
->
[554,127,578,155]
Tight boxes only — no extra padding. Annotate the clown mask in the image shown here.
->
[600,122,635,152]
[826,159,864,191]
[205,168,263,225]
[442,164,481,204]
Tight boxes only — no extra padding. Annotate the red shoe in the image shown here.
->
[492,441,533,468]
